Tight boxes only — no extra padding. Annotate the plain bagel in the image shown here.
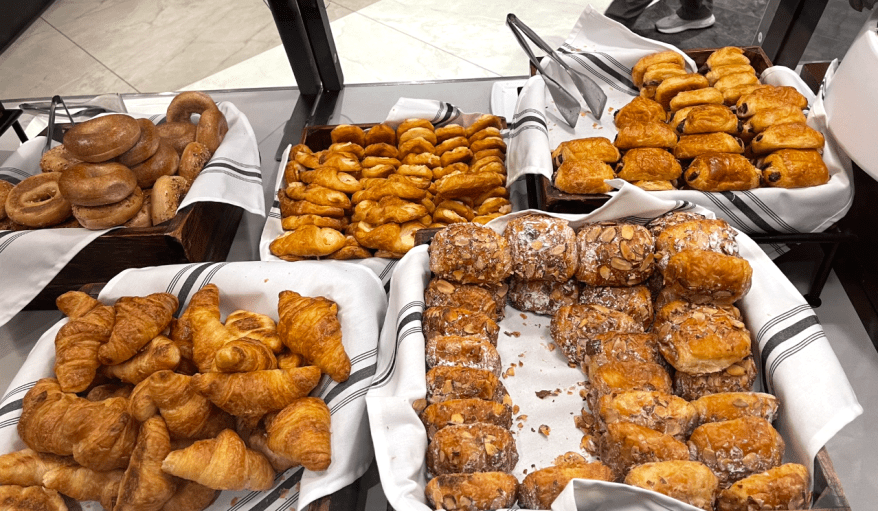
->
[130,140,179,188]
[116,118,161,167]
[4,172,72,228]
[72,187,144,229]
[63,114,141,163]
[59,162,137,207]
[166,91,218,124]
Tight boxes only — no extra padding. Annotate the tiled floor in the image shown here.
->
[0,0,872,101]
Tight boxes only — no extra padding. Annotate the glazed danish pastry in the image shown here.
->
[598,391,697,441]
[330,124,366,146]
[435,124,467,143]
[675,104,740,135]
[614,122,678,151]
[464,114,504,138]
[654,73,709,109]
[683,153,760,191]
[552,137,620,166]
[365,123,397,146]
[615,148,682,182]
[674,133,744,159]
[554,158,615,194]
[668,87,724,112]
[434,172,504,200]
[632,51,686,88]
[614,96,667,129]
[750,122,825,154]
[760,149,829,188]
[689,416,785,487]
[692,392,780,426]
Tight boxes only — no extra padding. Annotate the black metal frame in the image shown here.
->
[0,102,28,142]
[759,0,831,67]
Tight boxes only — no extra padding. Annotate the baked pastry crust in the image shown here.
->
[722,84,771,106]
[614,122,678,151]
[427,423,518,476]
[614,96,667,129]
[688,416,785,488]
[632,51,686,88]
[554,158,615,194]
[578,332,665,375]
[646,210,707,238]
[598,391,697,440]
[551,304,642,363]
[508,276,579,316]
[674,133,744,159]
[420,399,513,440]
[575,222,656,287]
[429,223,513,285]
[761,149,829,188]
[519,458,614,509]
[683,153,760,191]
[425,472,518,511]
[716,463,810,511]
[675,356,757,400]
[713,72,760,94]
[675,104,740,135]
[616,148,682,182]
[750,122,825,154]
[425,279,503,321]
[743,104,807,134]
[423,307,500,344]
[654,218,739,271]
[707,47,750,69]
[587,360,672,412]
[552,137,621,167]
[693,392,780,426]
[505,214,578,281]
[663,249,753,305]
[655,73,710,109]
[706,64,756,86]
[625,460,719,511]
[641,63,688,90]
[426,335,502,377]
[631,180,676,191]
[579,285,654,331]
[736,86,809,117]
[669,87,725,112]
[425,366,505,404]
[599,421,689,480]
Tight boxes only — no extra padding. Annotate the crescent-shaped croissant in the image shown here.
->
[43,464,123,511]
[161,480,219,511]
[103,335,181,384]
[0,449,75,487]
[266,397,332,471]
[214,338,278,373]
[191,367,321,418]
[115,416,177,511]
[162,429,275,491]
[53,291,115,393]
[224,310,284,353]
[186,284,237,372]
[277,290,351,382]
[0,485,67,511]
[98,293,178,365]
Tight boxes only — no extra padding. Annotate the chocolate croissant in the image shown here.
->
[632,51,686,88]
[682,153,759,191]
[654,73,709,110]
[552,137,620,167]
[669,87,725,112]
[743,104,807,134]
[674,133,744,159]
[706,47,751,69]
[554,158,615,194]
[614,96,667,129]
[750,122,825,154]
[760,149,829,188]
[614,122,678,151]
[736,85,809,117]
[675,104,740,135]
[616,148,682,181]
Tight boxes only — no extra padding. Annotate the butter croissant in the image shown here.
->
[53,291,115,393]
[191,366,321,418]
[266,397,332,471]
[187,284,236,372]
[277,290,351,382]
[162,429,275,491]
[0,485,67,511]
[161,480,219,511]
[43,463,124,511]
[116,416,177,511]
[224,310,283,353]
[129,370,235,440]
[98,292,179,365]
[0,449,74,486]
[103,335,181,384]
[214,338,278,372]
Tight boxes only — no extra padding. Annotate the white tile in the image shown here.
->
[182,46,296,91]
[0,18,137,100]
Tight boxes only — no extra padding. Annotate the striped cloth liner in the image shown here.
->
[0,101,265,328]
[0,260,387,511]
[506,6,854,254]
[367,185,861,511]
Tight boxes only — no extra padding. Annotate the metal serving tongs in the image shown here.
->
[506,14,581,128]
[507,13,607,121]
[43,95,77,156]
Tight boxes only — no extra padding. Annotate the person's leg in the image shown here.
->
[605,0,658,28]
[655,0,715,33]
[677,0,713,20]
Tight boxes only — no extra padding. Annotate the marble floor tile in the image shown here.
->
[182,45,296,92]
[0,18,136,100]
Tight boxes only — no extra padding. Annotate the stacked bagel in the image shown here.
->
[1,91,226,231]
[270,115,511,260]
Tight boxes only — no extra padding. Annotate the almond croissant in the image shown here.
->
[98,293,179,365]
[191,366,321,418]
[266,397,332,471]
[18,378,139,471]
[0,448,74,486]
[162,429,275,491]
[214,338,278,372]
[225,310,284,353]
[103,335,181,384]
[161,480,219,511]
[277,290,351,382]
[129,370,234,440]
[53,291,115,393]
[42,464,124,511]
[187,284,237,372]
[116,416,177,511]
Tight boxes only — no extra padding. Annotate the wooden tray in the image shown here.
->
[535,46,772,214]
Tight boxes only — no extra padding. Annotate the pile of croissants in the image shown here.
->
[0,284,349,511]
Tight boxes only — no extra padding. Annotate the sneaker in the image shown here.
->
[655,13,716,34]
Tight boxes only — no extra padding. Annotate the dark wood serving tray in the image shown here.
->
[535,46,772,214]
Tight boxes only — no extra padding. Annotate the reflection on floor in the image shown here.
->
[0,0,872,100]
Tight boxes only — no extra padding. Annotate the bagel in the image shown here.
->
[166,91,218,123]
[63,114,141,163]
[116,118,161,167]
[59,162,137,206]
[0,180,13,220]
[5,173,72,228]
[39,145,81,173]
[365,123,396,146]
[179,141,212,184]
[195,108,228,154]
[156,121,197,155]
[330,124,366,146]
[73,187,144,229]
[130,140,179,188]
[151,175,190,225]
[124,188,152,228]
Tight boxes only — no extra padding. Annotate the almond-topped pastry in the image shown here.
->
[689,416,785,488]
[675,356,758,400]
[599,421,690,480]
[587,360,673,412]
[551,304,642,363]
[426,335,502,377]
[429,223,512,285]
[717,463,810,511]
[625,460,719,511]
[508,276,579,316]
[425,472,519,511]
[579,285,654,331]
[655,301,752,374]
[692,392,780,426]
[422,307,499,345]
[426,423,518,475]
[519,453,614,509]
[662,249,753,305]
[646,210,707,238]
[505,214,578,281]
[575,222,655,287]
[597,391,697,440]
[577,332,666,375]
[425,279,503,321]
[425,366,506,404]
[654,218,738,271]
[420,399,513,440]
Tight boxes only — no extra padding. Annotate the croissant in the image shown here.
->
[0,448,74,486]
[191,367,321,417]
[86,383,135,401]
[161,480,220,511]
[247,428,298,472]
[98,293,179,365]
[277,290,351,382]
[103,335,181,384]
[129,370,235,440]
[270,225,347,258]
[266,397,332,471]
[162,429,275,491]
[0,485,67,511]
[298,167,362,194]
[277,352,305,370]
[214,338,278,372]
[225,310,283,353]
[53,291,115,393]
[186,284,235,372]
[116,416,177,511]
[285,182,351,209]
[18,379,139,471]
[169,313,195,362]
[42,464,124,511]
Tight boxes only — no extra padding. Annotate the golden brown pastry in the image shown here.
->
[186,284,236,372]
[162,429,275,491]
[505,214,578,281]
[674,133,744,159]
[551,137,620,167]
[331,124,366,146]
[285,182,351,210]
[713,72,760,94]
[676,356,757,400]
[632,51,686,88]
[654,218,739,271]
[224,309,283,353]
[519,455,614,509]
[716,463,809,511]
[692,392,780,426]
[351,178,427,204]
[723,84,771,106]
[625,460,719,511]
[507,277,579,316]
[683,153,760,191]
[160,480,219,511]
[575,222,656,287]
[550,304,642,363]
[270,225,347,258]
[423,307,500,345]
[654,73,709,109]
[42,464,123,511]
[587,360,673,412]
[98,292,179,365]
[647,210,707,237]
[103,335,181,384]
[86,383,134,401]
[675,104,740,135]
[706,64,756,86]
[614,122,678,151]
[599,421,689,479]
[631,180,676,191]
[578,331,665,374]
[689,416,785,487]
[18,378,138,471]
[578,285,653,331]
[743,104,807,134]
[663,249,753,305]
[420,399,512,440]
[554,158,615,194]
[299,166,362,194]
[0,485,67,511]
[750,122,825,154]
[191,367,321,418]
[353,221,418,254]
[214,338,278,372]
[366,123,397,145]
[669,87,725,112]
[598,391,697,440]
[53,291,115,393]
[615,148,682,181]
[425,366,506,404]
[707,47,751,69]
[425,472,519,511]
[427,423,517,475]
[613,96,667,129]
[325,235,373,260]
[129,370,235,440]
[736,86,809,117]
[265,397,332,471]
[429,223,512,285]
[426,335,502,376]
[353,195,429,225]
[434,171,505,200]
[115,416,177,511]
[655,301,751,374]
[641,63,688,92]
[277,290,350,382]
[0,449,74,486]
[761,148,829,188]
[425,279,503,321]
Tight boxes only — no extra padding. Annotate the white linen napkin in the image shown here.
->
[507,5,854,239]
[366,185,861,511]
[0,101,264,327]
[0,260,387,511]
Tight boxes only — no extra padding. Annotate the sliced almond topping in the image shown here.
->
[600,227,617,243]
[450,413,465,423]
[726,364,746,376]
[531,240,543,250]
[621,224,635,240]
[435,279,455,294]
[551,244,566,255]
[585,228,601,243]
[484,442,499,455]
[412,398,427,413]
[539,424,551,436]
[599,266,612,280]
[610,257,632,271]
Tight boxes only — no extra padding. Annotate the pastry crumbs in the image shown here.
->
[512,405,520,414]
[539,424,551,436]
